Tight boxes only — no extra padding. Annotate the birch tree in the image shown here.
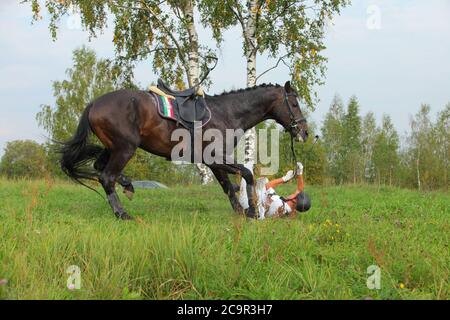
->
[372,115,399,186]
[200,0,349,167]
[321,95,345,184]
[361,112,377,182]
[434,104,449,190]
[26,0,215,184]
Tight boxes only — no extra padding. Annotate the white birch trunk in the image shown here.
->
[243,0,258,167]
[184,1,214,185]
[239,0,258,204]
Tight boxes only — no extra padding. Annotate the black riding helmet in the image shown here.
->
[295,192,311,212]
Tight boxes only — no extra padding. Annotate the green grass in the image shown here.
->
[0,179,448,300]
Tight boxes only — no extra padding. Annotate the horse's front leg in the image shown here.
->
[209,166,242,213]
[239,164,257,218]
[209,163,256,218]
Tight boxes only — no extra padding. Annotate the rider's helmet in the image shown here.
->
[295,192,311,212]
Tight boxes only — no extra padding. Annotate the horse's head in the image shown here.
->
[270,81,309,142]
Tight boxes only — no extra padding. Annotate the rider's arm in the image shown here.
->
[265,178,285,190]
[285,175,304,200]
[296,174,304,193]
[286,163,305,210]
[265,170,295,190]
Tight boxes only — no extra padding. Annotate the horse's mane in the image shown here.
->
[212,83,281,97]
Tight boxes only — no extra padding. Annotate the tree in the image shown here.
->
[372,115,399,186]
[200,0,349,166]
[409,105,429,190]
[433,103,449,189]
[0,140,48,179]
[407,103,449,190]
[37,47,119,142]
[36,47,119,176]
[361,112,377,182]
[342,96,362,184]
[26,0,215,183]
[321,94,345,184]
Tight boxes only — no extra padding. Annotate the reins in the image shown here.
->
[194,55,218,91]
[283,91,306,172]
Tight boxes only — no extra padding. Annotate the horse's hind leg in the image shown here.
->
[117,175,135,200]
[95,149,135,201]
[99,146,136,220]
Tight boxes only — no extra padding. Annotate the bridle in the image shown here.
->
[284,92,307,133]
[282,91,307,173]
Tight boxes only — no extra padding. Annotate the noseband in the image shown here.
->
[283,92,307,134]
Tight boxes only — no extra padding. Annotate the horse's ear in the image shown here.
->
[284,81,292,93]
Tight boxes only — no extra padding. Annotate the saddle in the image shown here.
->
[155,79,208,127]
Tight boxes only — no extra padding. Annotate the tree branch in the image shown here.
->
[255,53,291,83]
[108,0,190,76]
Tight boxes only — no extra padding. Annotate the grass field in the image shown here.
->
[0,179,448,300]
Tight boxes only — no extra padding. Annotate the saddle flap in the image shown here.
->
[153,92,209,128]
[177,97,207,123]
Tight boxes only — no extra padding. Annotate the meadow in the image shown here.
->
[0,179,448,300]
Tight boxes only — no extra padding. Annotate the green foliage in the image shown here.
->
[37,47,118,142]
[200,0,350,109]
[36,46,118,177]
[321,96,448,191]
[321,95,346,184]
[372,115,399,185]
[277,128,326,185]
[401,104,449,191]
[361,112,377,182]
[25,0,217,88]
[342,96,362,183]
[0,180,448,299]
[0,140,48,179]
[124,149,200,186]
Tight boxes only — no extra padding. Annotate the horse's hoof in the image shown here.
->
[123,189,134,201]
[116,212,134,220]
[121,213,134,220]
[245,207,257,219]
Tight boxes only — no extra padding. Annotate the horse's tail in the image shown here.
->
[59,103,103,186]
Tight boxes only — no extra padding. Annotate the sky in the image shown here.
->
[1,0,450,155]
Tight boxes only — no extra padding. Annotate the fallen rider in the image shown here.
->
[239,162,311,219]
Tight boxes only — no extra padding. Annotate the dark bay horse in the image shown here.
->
[60,81,308,220]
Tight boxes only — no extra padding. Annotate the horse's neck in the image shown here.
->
[207,89,275,131]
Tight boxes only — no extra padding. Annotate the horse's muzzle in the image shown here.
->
[297,129,308,142]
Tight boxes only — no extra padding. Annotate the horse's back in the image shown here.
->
[88,90,154,147]
[88,88,173,153]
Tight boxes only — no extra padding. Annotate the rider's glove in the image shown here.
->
[282,170,295,182]
[296,162,304,176]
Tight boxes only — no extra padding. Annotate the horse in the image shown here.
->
[59,81,308,220]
